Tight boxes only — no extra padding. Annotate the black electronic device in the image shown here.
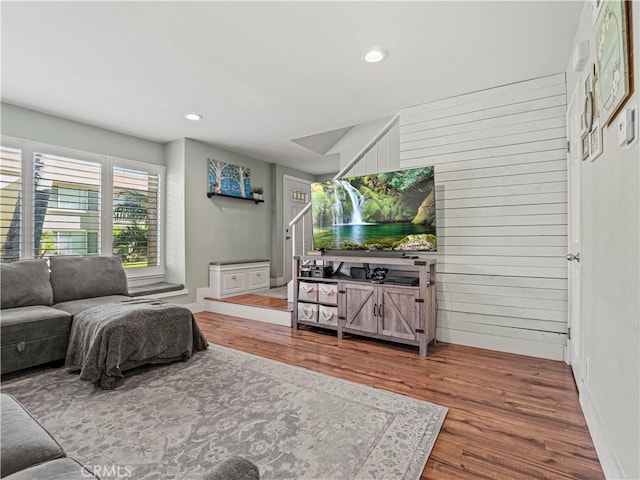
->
[370,267,388,282]
[350,266,369,280]
[384,276,420,286]
[311,266,333,278]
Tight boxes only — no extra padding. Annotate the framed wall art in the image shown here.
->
[207,159,251,198]
[594,0,631,127]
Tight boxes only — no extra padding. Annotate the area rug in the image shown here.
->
[1,345,447,480]
[253,285,288,299]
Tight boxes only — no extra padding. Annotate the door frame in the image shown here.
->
[566,80,583,389]
[282,174,312,284]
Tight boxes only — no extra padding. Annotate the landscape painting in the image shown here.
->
[207,159,251,198]
[310,167,436,252]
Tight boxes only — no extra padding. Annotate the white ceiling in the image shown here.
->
[1,1,582,175]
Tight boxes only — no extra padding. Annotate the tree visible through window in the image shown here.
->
[113,166,160,268]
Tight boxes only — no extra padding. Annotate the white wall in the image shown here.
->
[398,73,568,361]
[0,103,164,166]
[330,116,395,171]
[164,139,186,287]
[566,3,639,478]
[176,138,272,303]
[270,164,316,283]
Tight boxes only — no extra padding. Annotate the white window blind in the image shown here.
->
[0,146,22,262]
[33,152,101,258]
[113,165,160,269]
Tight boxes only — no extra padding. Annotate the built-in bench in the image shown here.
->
[127,282,185,297]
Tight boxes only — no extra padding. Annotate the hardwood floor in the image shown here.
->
[196,312,604,480]
[205,294,291,311]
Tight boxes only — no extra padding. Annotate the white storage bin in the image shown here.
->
[318,283,338,305]
[298,302,318,322]
[298,282,318,302]
[318,305,338,325]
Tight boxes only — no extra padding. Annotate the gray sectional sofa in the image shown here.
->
[0,256,134,375]
[1,393,260,480]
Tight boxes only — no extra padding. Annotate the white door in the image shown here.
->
[566,82,583,389]
[283,176,312,283]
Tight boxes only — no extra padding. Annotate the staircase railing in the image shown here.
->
[288,114,399,259]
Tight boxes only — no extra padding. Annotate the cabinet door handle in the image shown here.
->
[373,304,378,317]
[379,304,384,318]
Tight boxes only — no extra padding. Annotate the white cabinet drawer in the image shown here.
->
[298,282,318,302]
[318,305,338,325]
[318,283,338,305]
[248,268,269,289]
[298,302,318,322]
[209,260,270,298]
[222,270,246,294]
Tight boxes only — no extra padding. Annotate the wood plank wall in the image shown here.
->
[398,73,568,360]
[343,121,400,178]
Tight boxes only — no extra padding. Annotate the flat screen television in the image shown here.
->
[310,167,436,252]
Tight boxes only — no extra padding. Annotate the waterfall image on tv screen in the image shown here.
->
[311,167,436,252]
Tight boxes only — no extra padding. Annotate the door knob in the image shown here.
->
[566,253,581,262]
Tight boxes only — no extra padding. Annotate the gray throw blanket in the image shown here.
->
[66,298,208,389]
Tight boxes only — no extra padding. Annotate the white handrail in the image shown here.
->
[288,114,399,230]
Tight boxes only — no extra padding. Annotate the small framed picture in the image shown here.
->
[589,120,603,161]
[582,132,591,161]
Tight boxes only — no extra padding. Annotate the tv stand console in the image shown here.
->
[292,254,436,357]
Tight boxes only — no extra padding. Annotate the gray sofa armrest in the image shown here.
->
[202,457,259,480]
[0,394,66,477]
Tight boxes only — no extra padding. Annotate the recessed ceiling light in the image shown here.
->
[185,113,203,121]
[364,48,387,63]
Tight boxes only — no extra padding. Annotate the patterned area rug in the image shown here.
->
[2,345,447,480]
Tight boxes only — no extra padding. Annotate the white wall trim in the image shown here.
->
[202,299,291,327]
[579,385,625,480]
[437,327,565,361]
[184,302,204,314]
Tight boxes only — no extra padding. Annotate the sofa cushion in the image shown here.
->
[1,260,53,309]
[0,394,66,477]
[53,295,130,316]
[0,306,71,346]
[49,256,128,303]
[3,457,98,480]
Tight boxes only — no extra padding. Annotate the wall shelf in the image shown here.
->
[207,192,264,204]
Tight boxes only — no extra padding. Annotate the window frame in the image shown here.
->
[1,136,165,278]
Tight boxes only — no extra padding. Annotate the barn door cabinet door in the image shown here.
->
[379,286,420,341]
[340,282,378,334]
[340,282,420,341]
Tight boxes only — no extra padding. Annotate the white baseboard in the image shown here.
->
[437,327,564,361]
[202,299,291,327]
[579,385,625,479]
[271,276,285,287]
[184,302,204,314]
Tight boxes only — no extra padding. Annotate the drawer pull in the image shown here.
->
[320,310,334,321]
[320,286,336,295]
[256,273,261,277]
[301,285,314,292]
[231,276,237,280]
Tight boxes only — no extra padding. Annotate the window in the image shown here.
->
[1,138,164,276]
[34,152,101,259]
[0,147,22,262]
[113,165,161,269]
